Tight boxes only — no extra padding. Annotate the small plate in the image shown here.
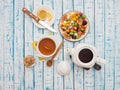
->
[59,11,90,42]
[32,5,55,28]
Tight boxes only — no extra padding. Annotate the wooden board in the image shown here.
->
[14,0,24,90]
[0,0,120,90]
[84,0,95,90]
[104,0,115,89]
[34,0,44,90]
[3,0,14,90]
[53,0,64,90]
[24,0,34,90]
[0,0,4,90]
[73,0,84,90]
[94,0,105,90]
[114,0,120,89]
[63,0,74,90]
[42,0,54,90]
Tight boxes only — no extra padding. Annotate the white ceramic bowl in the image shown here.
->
[59,11,90,42]
[36,36,58,58]
[32,5,55,28]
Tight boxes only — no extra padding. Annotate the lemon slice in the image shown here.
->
[47,12,53,21]
[37,9,48,20]
[32,41,37,50]
[38,57,45,62]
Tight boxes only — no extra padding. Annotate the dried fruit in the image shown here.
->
[24,55,35,67]
[82,20,87,25]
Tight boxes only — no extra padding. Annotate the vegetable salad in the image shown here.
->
[60,11,88,40]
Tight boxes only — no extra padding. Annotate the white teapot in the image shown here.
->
[67,44,106,70]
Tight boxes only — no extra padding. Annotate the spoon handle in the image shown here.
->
[50,41,64,61]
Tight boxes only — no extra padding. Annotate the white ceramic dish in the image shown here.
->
[59,11,90,42]
[35,35,60,59]
[32,5,55,28]
[36,36,58,58]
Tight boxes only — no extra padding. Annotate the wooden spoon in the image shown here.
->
[46,41,64,67]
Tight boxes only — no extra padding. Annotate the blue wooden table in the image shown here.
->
[0,0,120,90]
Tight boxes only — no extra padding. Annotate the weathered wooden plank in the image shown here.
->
[42,0,54,90]
[33,0,44,90]
[24,0,34,90]
[84,0,95,90]
[53,0,64,90]
[94,0,105,90]
[3,0,14,89]
[73,0,84,90]
[0,0,4,90]
[63,0,74,90]
[114,0,120,89]
[14,0,25,90]
[104,0,115,90]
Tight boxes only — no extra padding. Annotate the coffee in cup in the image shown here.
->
[67,44,106,70]
[78,48,93,63]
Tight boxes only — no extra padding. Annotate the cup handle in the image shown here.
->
[93,63,101,70]
[97,57,107,64]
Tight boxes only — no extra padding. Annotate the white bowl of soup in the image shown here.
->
[36,36,57,58]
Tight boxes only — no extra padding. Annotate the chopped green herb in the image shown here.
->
[78,14,82,19]
[82,15,86,19]
[69,32,74,35]
[71,23,74,26]
[74,22,78,26]
[66,19,70,23]
[80,27,85,32]
[73,30,77,33]
[76,35,81,39]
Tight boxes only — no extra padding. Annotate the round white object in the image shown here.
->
[57,61,71,75]
[32,5,55,28]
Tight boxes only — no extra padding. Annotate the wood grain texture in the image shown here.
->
[53,0,64,90]
[63,0,74,90]
[94,0,105,90]
[114,0,120,89]
[104,0,115,89]
[73,0,84,90]
[84,0,95,90]
[14,0,24,90]
[42,0,54,90]
[3,0,14,90]
[24,0,34,90]
[0,0,120,90]
[0,0,4,90]
[33,0,44,90]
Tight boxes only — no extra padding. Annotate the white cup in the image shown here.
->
[67,44,106,70]
[36,36,58,58]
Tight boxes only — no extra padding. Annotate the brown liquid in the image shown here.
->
[78,49,93,63]
[38,38,56,55]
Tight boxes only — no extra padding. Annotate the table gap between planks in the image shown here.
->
[0,0,120,90]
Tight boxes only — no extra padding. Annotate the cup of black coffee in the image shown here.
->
[67,44,106,70]
[78,49,93,63]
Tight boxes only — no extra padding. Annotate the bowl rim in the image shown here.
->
[32,5,55,28]
[59,11,90,42]
[36,36,58,58]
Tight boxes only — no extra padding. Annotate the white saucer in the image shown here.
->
[32,5,55,28]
